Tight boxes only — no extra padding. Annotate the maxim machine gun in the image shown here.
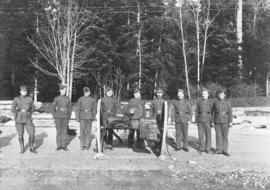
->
[94,100,169,159]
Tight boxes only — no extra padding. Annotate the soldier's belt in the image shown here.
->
[19,109,28,112]
[216,112,228,115]
[198,112,211,114]
[176,112,189,115]
[82,109,90,112]
[131,118,140,121]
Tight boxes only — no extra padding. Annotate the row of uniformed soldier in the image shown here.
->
[11,85,232,156]
[11,86,36,153]
[171,88,232,156]
[76,87,97,150]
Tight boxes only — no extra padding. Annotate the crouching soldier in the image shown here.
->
[151,88,165,145]
[11,85,36,153]
[76,87,96,150]
[127,87,144,149]
[171,89,192,152]
[101,88,117,150]
[195,88,214,154]
[212,89,232,156]
[52,84,72,151]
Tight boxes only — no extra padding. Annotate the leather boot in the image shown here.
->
[29,136,37,153]
[19,137,24,154]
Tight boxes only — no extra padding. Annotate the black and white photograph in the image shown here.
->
[0,0,270,189]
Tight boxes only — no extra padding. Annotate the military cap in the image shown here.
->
[58,84,67,90]
[105,87,113,93]
[217,89,226,94]
[83,87,90,93]
[156,88,163,94]
[20,85,27,91]
[133,87,140,93]
[201,88,208,93]
[177,89,184,93]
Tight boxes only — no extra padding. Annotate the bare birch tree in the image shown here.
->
[190,0,219,91]
[190,0,201,92]
[179,0,191,99]
[28,0,98,99]
[237,0,243,79]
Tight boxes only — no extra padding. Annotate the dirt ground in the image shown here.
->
[0,119,270,190]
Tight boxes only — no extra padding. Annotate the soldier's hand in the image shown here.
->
[211,123,215,127]
[229,122,233,128]
[172,121,175,125]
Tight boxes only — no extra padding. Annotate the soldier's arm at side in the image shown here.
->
[11,98,18,119]
[228,101,233,125]
[30,98,35,114]
[92,99,97,119]
[75,98,81,121]
[52,97,57,117]
[171,102,175,123]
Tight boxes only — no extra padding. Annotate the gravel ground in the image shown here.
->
[0,118,270,190]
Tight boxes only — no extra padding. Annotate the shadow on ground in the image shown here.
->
[0,133,16,153]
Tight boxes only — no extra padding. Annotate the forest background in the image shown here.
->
[0,0,269,102]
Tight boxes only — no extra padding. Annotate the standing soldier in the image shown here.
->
[151,88,165,145]
[195,88,213,154]
[212,89,232,156]
[127,87,144,149]
[171,89,192,152]
[101,88,117,150]
[76,87,97,150]
[52,84,72,151]
[11,85,36,153]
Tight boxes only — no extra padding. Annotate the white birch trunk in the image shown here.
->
[237,0,243,79]
[179,1,191,99]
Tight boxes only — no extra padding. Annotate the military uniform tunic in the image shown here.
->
[213,99,232,153]
[101,96,117,124]
[76,96,97,148]
[195,99,213,152]
[171,99,192,149]
[151,98,165,146]
[126,98,144,148]
[52,95,72,148]
[11,95,35,136]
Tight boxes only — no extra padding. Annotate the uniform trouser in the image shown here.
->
[198,122,211,151]
[103,118,113,145]
[55,119,68,148]
[15,122,35,137]
[128,129,141,147]
[175,122,188,149]
[80,120,93,147]
[157,122,163,146]
[215,123,229,153]
[107,129,113,145]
